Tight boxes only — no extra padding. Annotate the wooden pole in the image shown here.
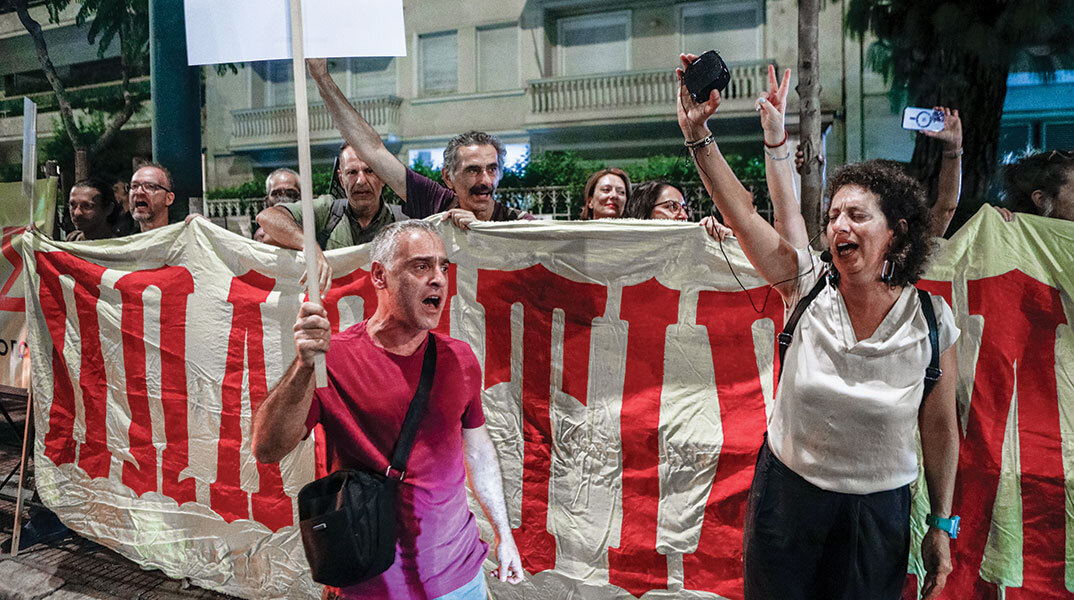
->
[10,387,33,557]
[288,0,327,387]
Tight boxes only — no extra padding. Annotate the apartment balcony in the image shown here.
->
[229,95,402,150]
[527,61,772,127]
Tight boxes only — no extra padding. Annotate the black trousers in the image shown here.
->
[742,440,911,600]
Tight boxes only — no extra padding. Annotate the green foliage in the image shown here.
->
[846,0,1074,106]
[44,0,149,61]
[39,112,133,181]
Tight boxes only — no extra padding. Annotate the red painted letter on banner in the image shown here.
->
[477,264,606,574]
[116,267,196,505]
[608,278,679,596]
[682,289,782,599]
[949,271,1069,599]
[35,252,109,477]
[212,270,292,531]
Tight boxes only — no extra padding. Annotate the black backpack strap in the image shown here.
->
[777,272,829,384]
[385,333,437,481]
[917,288,942,399]
[316,197,348,250]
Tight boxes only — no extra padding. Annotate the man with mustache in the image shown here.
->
[306,59,531,231]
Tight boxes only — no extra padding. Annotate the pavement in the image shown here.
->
[0,391,238,600]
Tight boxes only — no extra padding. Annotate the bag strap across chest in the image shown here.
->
[384,332,438,481]
[776,271,942,398]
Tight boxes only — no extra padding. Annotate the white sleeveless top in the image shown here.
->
[767,249,959,494]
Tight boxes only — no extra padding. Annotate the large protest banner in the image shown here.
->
[0,178,56,388]
[18,208,1074,599]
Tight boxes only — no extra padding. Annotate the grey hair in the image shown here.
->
[369,220,439,270]
[264,168,300,195]
[443,131,506,176]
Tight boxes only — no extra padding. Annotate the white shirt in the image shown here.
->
[768,249,960,494]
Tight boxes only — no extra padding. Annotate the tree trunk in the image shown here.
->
[74,149,89,182]
[11,0,80,149]
[797,0,824,246]
[909,50,1009,233]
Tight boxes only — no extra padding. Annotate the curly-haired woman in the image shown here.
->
[676,52,961,600]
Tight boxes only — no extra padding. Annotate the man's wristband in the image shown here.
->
[926,514,960,539]
[943,147,963,159]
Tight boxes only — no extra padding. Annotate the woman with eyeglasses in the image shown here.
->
[1000,149,1074,221]
[676,52,960,600]
[623,181,690,220]
[580,168,631,220]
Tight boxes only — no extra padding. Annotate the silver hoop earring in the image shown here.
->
[880,259,895,283]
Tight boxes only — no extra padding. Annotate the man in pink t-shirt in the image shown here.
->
[253,221,524,599]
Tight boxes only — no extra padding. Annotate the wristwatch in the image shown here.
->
[926,514,960,539]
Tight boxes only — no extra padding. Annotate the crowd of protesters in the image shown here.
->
[48,52,1074,600]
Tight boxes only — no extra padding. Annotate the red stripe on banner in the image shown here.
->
[682,289,783,599]
[35,251,107,473]
[948,271,1070,599]
[0,227,26,312]
[116,266,197,505]
[477,264,607,575]
[213,270,292,531]
[608,278,679,597]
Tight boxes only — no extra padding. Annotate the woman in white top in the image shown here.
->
[675,54,960,600]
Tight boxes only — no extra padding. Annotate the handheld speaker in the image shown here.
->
[683,50,731,103]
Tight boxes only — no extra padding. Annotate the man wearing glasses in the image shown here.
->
[129,164,175,233]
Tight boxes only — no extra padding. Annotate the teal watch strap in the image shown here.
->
[926,514,960,539]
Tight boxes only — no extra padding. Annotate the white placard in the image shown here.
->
[22,98,36,200]
[184,0,406,65]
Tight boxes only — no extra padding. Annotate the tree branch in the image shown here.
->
[89,24,136,155]
[11,0,83,151]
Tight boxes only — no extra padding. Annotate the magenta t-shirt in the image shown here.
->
[306,322,488,599]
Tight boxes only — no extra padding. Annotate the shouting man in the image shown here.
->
[252,221,524,599]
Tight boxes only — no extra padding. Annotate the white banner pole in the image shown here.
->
[288,0,327,387]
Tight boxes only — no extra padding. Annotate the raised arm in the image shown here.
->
[918,344,959,600]
[254,205,331,294]
[678,54,800,300]
[463,425,524,584]
[307,58,407,199]
[757,65,808,248]
[923,107,962,237]
[252,302,330,463]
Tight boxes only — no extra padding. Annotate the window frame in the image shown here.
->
[556,10,632,77]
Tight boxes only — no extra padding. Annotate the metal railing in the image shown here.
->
[528,61,772,115]
[231,95,403,140]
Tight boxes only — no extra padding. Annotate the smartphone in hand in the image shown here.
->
[902,107,945,133]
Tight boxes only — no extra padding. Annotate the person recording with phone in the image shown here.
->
[678,51,961,600]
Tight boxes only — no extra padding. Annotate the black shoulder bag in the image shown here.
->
[297,333,437,587]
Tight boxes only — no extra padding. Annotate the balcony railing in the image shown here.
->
[528,61,772,117]
[231,95,402,141]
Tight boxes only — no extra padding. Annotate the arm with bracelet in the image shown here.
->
[756,65,808,248]
[922,107,963,237]
[677,53,800,301]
